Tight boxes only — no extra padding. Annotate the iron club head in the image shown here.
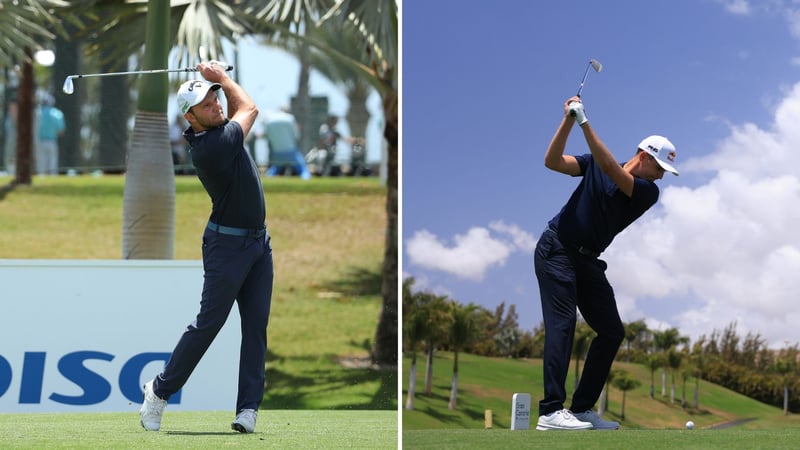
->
[62,76,75,95]
[576,58,603,97]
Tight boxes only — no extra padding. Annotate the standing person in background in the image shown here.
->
[317,115,363,177]
[534,96,678,431]
[35,93,65,175]
[263,106,311,179]
[139,61,274,434]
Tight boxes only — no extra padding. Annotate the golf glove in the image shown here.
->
[568,102,588,126]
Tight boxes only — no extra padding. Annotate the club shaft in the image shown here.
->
[66,65,233,79]
[576,64,591,97]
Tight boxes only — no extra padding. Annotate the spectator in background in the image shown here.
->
[318,115,364,176]
[263,106,311,179]
[35,93,65,175]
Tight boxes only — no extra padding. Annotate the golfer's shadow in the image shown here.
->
[165,431,254,436]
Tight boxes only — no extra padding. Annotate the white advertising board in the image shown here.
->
[0,260,240,412]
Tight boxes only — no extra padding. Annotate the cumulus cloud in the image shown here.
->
[406,221,536,281]
[607,82,800,347]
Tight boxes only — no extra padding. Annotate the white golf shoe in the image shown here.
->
[573,409,620,430]
[139,379,167,431]
[231,409,258,433]
[536,408,593,431]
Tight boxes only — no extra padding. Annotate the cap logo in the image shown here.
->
[647,144,659,154]
[187,81,204,92]
[666,151,676,162]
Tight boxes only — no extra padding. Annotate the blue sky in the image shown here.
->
[402,0,800,347]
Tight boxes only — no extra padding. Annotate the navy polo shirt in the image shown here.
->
[185,119,266,229]
[548,153,658,254]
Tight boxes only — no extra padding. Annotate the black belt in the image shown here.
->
[546,226,600,258]
[576,246,601,258]
[207,221,267,239]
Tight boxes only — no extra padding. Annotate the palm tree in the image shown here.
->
[612,370,640,420]
[774,344,798,416]
[624,319,648,363]
[646,352,662,399]
[447,301,478,410]
[653,328,687,397]
[667,347,683,404]
[422,294,452,396]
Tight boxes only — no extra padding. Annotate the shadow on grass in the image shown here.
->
[319,266,383,297]
[265,351,397,410]
[0,182,15,201]
[165,431,238,436]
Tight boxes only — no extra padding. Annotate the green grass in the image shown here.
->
[403,428,800,449]
[0,175,396,411]
[0,410,397,449]
[403,352,800,447]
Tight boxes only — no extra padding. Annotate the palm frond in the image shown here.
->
[0,0,72,66]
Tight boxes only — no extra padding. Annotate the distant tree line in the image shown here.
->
[403,277,800,414]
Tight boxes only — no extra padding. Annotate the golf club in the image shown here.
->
[570,59,603,118]
[62,64,234,95]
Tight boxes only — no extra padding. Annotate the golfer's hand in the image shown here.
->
[566,97,588,126]
[198,60,229,83]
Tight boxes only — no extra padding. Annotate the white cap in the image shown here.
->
[638,135,679,176]
[177,80,221,114]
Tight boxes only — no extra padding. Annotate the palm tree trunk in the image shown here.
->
[598,385,606,415]
[661,368,667,396]
[122,0,174,259]
[650,369,655,399]
[345,83,370,139]
[424,344,434,396]
[448,351,459,410]
[694,376,699,409]
[372,86,398,366]
[405,352,416,410]
[15,47,33,186]
[621,391,627,420]
[784,384,789,416]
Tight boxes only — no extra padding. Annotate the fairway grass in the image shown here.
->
[0,410,397,449]
[403,428,800,449]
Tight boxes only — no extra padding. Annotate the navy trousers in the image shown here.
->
[154,228,274,413]
[534,228,624,416]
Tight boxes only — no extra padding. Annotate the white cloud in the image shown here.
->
[607,81,800,347]
[405,222,536,281]
[716,0,751,15]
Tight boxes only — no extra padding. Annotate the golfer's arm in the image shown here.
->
[579,123,634,196]
[544,117,581,176]
[221,78,258,138]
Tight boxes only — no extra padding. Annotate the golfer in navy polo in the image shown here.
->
[139,61,273,434]
[534,96,678,431]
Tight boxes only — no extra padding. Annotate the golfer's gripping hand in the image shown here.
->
[197,60,229,84]
[566,96,588,126]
